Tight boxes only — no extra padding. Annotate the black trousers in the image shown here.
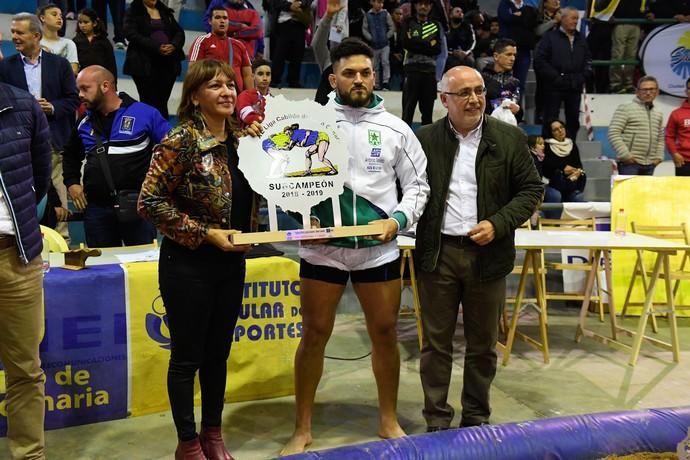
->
[543,87,581,140]
[132,58,177,119]
[271,20,306,87]
[677,162,690,177]
[92,0,125,42]
[402,70,437,126]
[159,238,246,441]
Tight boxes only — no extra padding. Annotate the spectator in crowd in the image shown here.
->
[92,0,127,48]
[39,0,69,35]
[533,0,559,123]
[252,58,272,96]
[123,0,185,119]
[205,0,263,57]
[534,7,591,139]
[62,66,168,247]
[362,0,395,90]
[401,0,442,125]
[38,3,79,75]
[73,8,118,80]
[390,6,405,89]
[313,0,344,105]
[236,58,272,126]
[348,0,369,39]
[281,37,429,456]
[586,16,612,94]
[0,13,80,244]
[415,66,542,433]
[534,0,559,38]
[665,77,690,177]
[497,0,537,96]
[445,7,476,70]
[189,7,254,92]
[542,118,585,203]
[473,15,498,71]
[609,1,644,94]
[482,38,522,123]
[138,59,262,460]
[428,0,449,81]
[527,134,560,217]
[329,0,350,44]
[0,80,52,460]
[646,0,690,22]
[270,0,313,88]
[609,76,665,176]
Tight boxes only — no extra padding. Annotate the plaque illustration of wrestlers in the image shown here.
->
[261,123,338,177]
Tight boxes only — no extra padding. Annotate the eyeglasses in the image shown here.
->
[638,87,658,93]
[442,86,487,100]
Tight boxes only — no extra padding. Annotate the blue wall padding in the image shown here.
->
[285,406,690,460]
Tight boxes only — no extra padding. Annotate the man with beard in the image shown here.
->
[280,37,430,456]
[62,65,169,247]
[415,66,542,431]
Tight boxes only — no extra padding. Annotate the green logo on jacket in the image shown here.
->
[368,129,382,146]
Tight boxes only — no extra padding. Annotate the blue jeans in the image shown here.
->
[617,162,656,176]
[542,185,563,219]
[84,204,157,247]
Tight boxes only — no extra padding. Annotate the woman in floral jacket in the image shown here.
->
[138,59,260,460]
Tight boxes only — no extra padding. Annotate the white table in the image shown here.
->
[509,230,689,366]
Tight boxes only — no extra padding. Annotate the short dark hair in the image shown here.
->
[686,77,690,88]
[493,38,516,54]
[252,58,271,71]
[209,6,227,16]
[37,3,61,19]
[329,37,373,67]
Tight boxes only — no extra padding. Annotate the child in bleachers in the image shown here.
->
[362,0,394,90]
[236,58,272,125]
[38,3,79,75]
[73,8,117,81]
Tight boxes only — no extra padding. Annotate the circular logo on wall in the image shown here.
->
[640,24,690,98]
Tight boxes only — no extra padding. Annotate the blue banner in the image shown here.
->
[0,264,129,435]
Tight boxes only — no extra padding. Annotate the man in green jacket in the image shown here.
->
[415,66,543,431]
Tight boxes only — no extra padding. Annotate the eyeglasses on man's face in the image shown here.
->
[442,86,487,100]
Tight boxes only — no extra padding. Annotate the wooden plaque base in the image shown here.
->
[230,223,386,245]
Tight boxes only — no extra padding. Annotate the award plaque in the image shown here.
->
[234,95,385,244]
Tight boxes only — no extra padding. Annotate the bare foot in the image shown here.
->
[280,431,313,457]
[378,422,407,439]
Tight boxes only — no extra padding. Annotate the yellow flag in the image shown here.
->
[590,0,621,20]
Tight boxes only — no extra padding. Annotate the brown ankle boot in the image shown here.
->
[175,437,207,460]
[199,426,234,460]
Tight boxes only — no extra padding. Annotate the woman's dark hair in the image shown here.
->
[178,59,236,123]
[542,118,566,139]
[330,37,373,68]
[74,8,107,38]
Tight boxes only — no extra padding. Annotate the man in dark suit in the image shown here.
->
[0,13,79,240]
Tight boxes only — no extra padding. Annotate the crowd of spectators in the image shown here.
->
[1,0,690,240]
